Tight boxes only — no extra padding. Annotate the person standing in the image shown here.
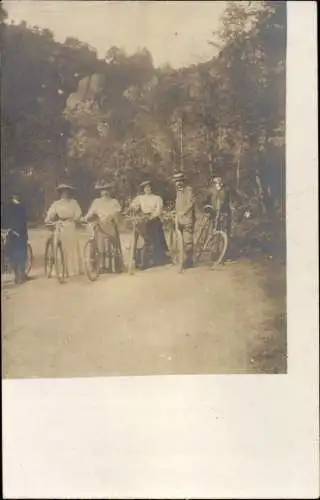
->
[2,191,29,284]
[83,180,124,272]
[207,175,232,236]
[129,180,169,268]
[45,183,83,277]
[173,172,196,269]
[207,174,242,238]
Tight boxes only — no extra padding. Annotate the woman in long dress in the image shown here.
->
[45,183,83,277]
[83,180,124,272]
[130,180,169,268]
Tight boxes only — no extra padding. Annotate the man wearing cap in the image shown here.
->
[83,180,123,272]
[45,183,83,277]
[2,191,29,284]
[129,180,169,268]
[207,174,241,239]
[173,172,196,268]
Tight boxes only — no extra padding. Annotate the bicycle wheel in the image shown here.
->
[207,230,228,267]
[84,239,100,281]
[44,237,54,278]
[128,230,137,275]
[114,228,125,273]
[104,239,118,273]
[176,229,184,273]
[54,241,67,284]
[25,243,33,276]
[168,227,184,273]
[114,242,125,273]
[194,218,210,264]
[1,252,14,284]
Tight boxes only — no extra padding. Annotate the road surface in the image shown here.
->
[2,229,286,378]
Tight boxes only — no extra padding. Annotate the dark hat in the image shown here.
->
[94,180,113,190]
[139,180,151,188]
[56,183,75,191]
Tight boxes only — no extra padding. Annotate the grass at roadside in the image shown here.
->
[246,258,286,373]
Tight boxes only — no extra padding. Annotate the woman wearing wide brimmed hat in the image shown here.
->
[129,180,169,269]
[173,171,196,269]
[83,180,124,273]
[45,182,83,277]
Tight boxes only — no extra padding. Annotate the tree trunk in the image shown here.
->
[236,158,240,190]
[42,161,58,217]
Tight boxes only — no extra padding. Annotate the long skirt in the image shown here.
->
[57,221,82,276]
[7,233,27,275]
[141,218,169,267]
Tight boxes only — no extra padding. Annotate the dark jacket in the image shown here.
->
[207,184,242,213]
[2,201,28,237]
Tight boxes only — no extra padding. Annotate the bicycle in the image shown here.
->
[126,212,153,274]
[83,219,124,281]
[1,228,33,283]
[162,210,184,273]
[44,220,67,284]
[194,205,228,268]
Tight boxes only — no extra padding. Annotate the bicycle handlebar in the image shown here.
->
[1,228,19,238]
[125,214,150,223]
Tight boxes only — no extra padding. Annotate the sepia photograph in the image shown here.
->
[1,0,287,379]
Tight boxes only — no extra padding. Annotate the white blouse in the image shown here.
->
[45,198,82,223]
[130,194,163,218]
[85,197,121,221]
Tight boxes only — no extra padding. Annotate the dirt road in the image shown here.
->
[2,229,286,378]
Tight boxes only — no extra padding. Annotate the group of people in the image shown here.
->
[2,171,233,284]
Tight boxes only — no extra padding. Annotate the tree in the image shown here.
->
[1,0,286,233]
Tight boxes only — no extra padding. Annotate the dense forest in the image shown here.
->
[1,1,286,237]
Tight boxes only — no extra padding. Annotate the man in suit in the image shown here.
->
[173,172,196,269]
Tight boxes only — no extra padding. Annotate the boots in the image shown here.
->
[14,267,24,284]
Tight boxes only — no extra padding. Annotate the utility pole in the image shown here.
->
[180,116,184,172]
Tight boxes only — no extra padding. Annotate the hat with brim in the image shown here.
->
[56,183,75,191]
[139,180,151,188]
[94,181,113,190]
[172,172,185,181]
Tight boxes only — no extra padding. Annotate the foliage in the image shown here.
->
[1,1,286,257]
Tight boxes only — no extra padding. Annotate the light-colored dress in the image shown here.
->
[84,197,123,268]
[45,198,83,276]
[84,197,121,237]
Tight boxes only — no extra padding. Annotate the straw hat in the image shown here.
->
[139,180,151,188]
[172,172,185,181]
[94,180,113,190]
[56,183,75,191]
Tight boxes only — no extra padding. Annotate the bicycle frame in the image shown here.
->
[1,230,18,269]
[1,228,33,278]
[125,213,156,273]
[46,221,63,251]
[126,213,153,250]
[1,229,20,241]
[83,218,124,276]
[194,208,228,261]
[85,220,120,253]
